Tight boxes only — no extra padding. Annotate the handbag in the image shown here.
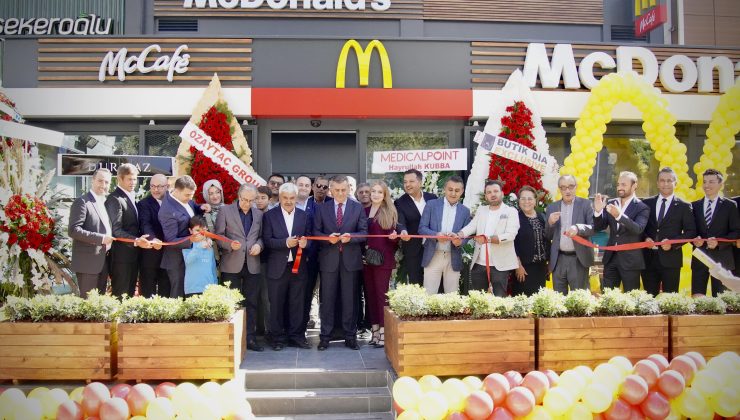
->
[365,247,384,266]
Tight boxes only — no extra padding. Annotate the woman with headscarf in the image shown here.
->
[202,179,225,262]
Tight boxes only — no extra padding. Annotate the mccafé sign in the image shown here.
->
[183,0,390,11]
[98,44,190,82]
[522,43,738,93]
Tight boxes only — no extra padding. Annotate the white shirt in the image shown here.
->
[656,194,674,221]
[282,207,296,262]
[704,196,719,219]
[438,199,458,251]
[119,187,138,217]
[296,199,308,211]
[411,193,426,215]
[476,206,502,266]
[155,198,162,206]
[177,198,195,218]
[92,191,112,251]
[595,195,636,228]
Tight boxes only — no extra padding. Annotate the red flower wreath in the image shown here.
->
[0,194,55,252]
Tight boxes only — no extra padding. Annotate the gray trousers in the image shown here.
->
[76,255,109,297]
[552,253,589,294]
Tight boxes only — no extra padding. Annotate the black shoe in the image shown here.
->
[344,339,360,350]
[272,343,285,351]
[288,339,311,349]
[317,340,329,351]
[247,340,264,352]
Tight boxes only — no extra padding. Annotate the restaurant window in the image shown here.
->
[721,138,739,197]
[589,136,663,198]
[366,131,449,191]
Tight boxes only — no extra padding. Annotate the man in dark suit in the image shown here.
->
[105,163,151,297]
[216,183,264,351]
[313,174,368,351]
[158,175,207,299]
[394,169,437,285]
[545,175,595,294]
[68,168,114,296]
[734,196,740,277]
[296,176,320,333]
[593,171,650,291]
[137,174,169,297]
[691,169,740,296]
[642,167,697,296]
[262,182,312,350]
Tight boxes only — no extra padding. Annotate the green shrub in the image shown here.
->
[0,291,120,322]
[717,291,740,313]
[627,289,660,316]
[2,295,33,321]
[467,290,495,319]
[79,291,121,322]
[596,288,637,316]
[656,293,695,315]
[530,288,567,318]
[118,295,184,323]
[563,289,598,317]
[693,296,727,314]
[494,295,533,318]
[387,284,429,317]
[427,293,467,317]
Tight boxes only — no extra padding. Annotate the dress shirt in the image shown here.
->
[177,198,195,218]
[282,207,296,262]
[334,199,348,221]
[239,209,253,237]
[92,192,112,251]
[120,187,138,217]
[296,200,308,211]
[438,198,458,252]
[411,194,426,215]
[476,206,501,266]
[559,200,575,252]
[656,194,674,221]
[595,195,636,228]
[155,198,162,206]
[704,196,719,219]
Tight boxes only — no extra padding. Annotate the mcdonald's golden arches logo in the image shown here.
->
[635,0,657,16]
[335,39,392,89]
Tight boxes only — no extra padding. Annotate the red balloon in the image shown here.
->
[543,370,559,387]
[154,382,176,399]
[99,397,130,420]
[81,382,110,417]
[646,354,669,373]
[668,355,697,383]
[521,371,550,405]
[640,391,670,420]
[633,360,660,390]
[593,414,606,420]
[448,412,472,420]
[502,371,523,388]
[504,387,534,418]
[483,373,510,406]
[126,383,155,417]
[682,351,707,370]
[628,406,646,420]
[57,400,83,420]
[619,374,649,405]
[605,398,633,420]
[465,390,494,420]
[487,407,515,420]
[657,370,685,398]
[393,399,404,416]
[110,384,132,400]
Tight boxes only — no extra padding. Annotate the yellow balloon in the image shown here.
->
[708,386,739,417]
[417,391,449,420]
[441,378,469,412]
[557,370,586,398]
[27,387,49,400]
[147,396,176,420]
[678,388,710,418]
[462,376,483,392]
[582,382,612,413]
[692,370,722,397]
[14,397,42,420]
[418,375,443,393]
[397,409,423,420]
[594,363,621,385]
[199,381,222,399]
[566,402,593,420]
[525,405,553,420]
[608,356,633,376]
[573,365,594,382]
[393,377,423,411]
[542,386,575,416]
[69,386,84,404]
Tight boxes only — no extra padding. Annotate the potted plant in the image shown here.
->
[116,284,245,381]
[536,288,669,372]
[385,284,535,377]
[665,291,740,359]
[0,291,119,381]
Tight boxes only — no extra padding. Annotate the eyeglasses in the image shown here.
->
[558,185,576,191]
[268,180,283,186]
[315,184,329,190]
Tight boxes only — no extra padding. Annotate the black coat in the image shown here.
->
[594,198,650,270]
[642,195,697,268]
[105,187,140,264]
[262,206,311,279]
[394,192,437,257]
[692,197,740,270]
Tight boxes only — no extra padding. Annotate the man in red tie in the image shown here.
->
[312,175,368,350]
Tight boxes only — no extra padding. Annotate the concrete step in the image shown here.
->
[245,369,389,390]
[245,386,392,416]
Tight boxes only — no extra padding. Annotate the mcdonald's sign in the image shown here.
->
[634,0,667,37]
[335,39,392,89]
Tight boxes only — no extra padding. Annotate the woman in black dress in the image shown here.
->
[513,186,550,296]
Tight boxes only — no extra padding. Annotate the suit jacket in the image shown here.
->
[460,204,519,271]
[544,197,595,272]
[643,195,697,268]
[515,211,550,265]
[215,202,263,275]
[313,198,368,272]
[105,187,140,264]
[262,206,311,279]
[394,192,438,258]
[302,197,319,259]
[68,192,109,274]
[594,197,650,270]
[138,193,166,268]
[418,198,471,271]
[735,196,740,274]
[158,193,202,270]
[692,196,740,270]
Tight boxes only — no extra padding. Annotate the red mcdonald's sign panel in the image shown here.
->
[635,3,668,37]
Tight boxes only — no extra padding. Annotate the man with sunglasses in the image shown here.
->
[267,173,285,210]
[137,174,169,297]
[303,175,329,331]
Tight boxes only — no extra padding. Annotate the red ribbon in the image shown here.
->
[113,231,238,247]
[569,235,737,251]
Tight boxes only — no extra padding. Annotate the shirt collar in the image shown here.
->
[444,198,458,208]
[618,195,636,209]
[411,193,425,203]
[119,186,136,202]
[281,206,294,217]
[658,194,674,203]
[90,190,106,202]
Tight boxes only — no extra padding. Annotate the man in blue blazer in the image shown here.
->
[313,175,368,351]
[418,175,471,294]
[137,174,169,297]
[593,171,650,292]
[158,175,207,298]
[262,183,312,350]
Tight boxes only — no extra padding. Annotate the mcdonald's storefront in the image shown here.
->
[3,34,740,198]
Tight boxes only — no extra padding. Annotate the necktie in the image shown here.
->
[658,198,667,225]
[705,199,713,226]
[337,202,344,252]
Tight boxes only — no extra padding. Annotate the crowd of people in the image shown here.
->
[69,165,740,352]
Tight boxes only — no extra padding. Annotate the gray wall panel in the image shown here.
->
[3,39,37,88]
[195,18,400,37]
[423,21,604,43]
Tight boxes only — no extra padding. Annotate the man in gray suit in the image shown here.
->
[216,183,265,351]
[68,168,115,296]
[544,175,595,294]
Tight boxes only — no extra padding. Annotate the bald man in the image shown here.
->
[137,174,169,297]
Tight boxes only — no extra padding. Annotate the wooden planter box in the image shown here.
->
[537,315,669,372]
[0,322,116,381]
[117,309,245,381]
[670,314,740,359]
[384,307,535,376]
